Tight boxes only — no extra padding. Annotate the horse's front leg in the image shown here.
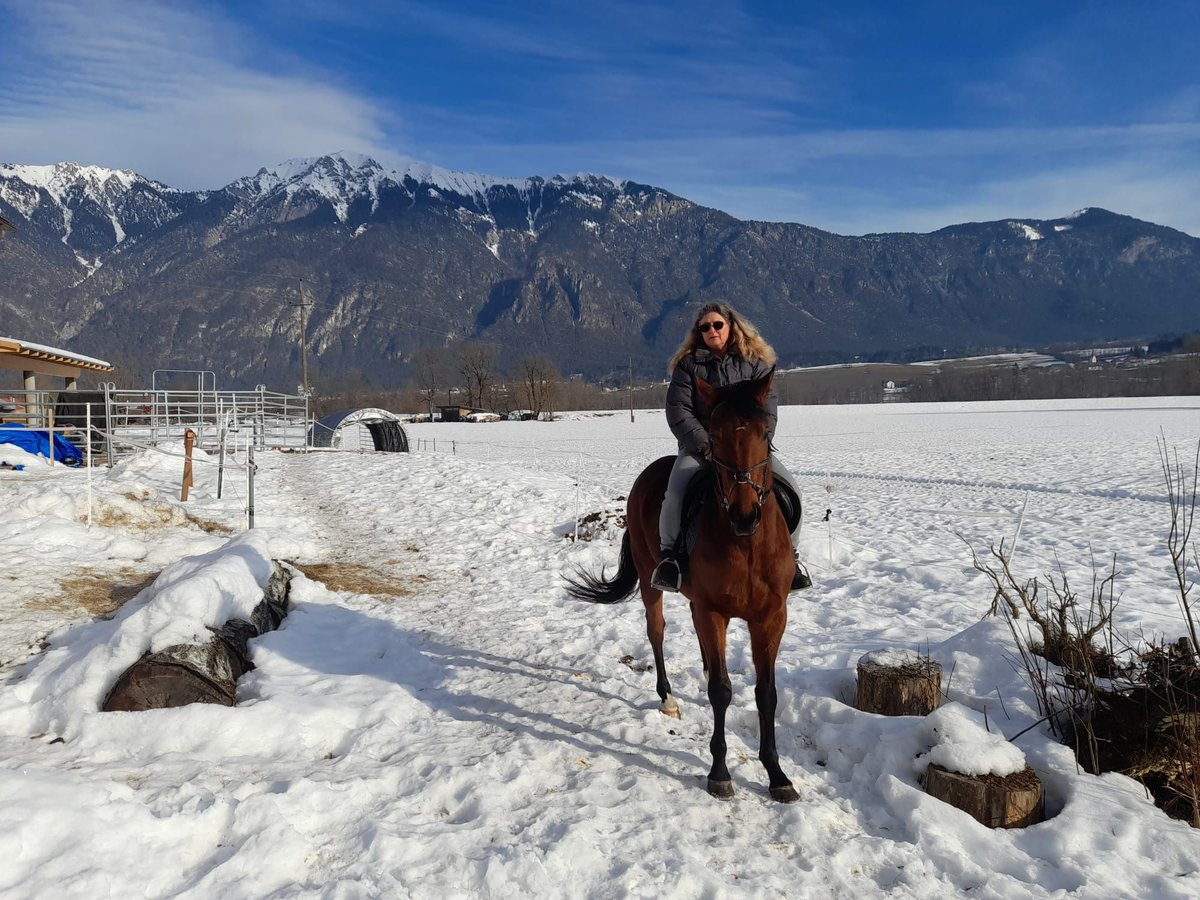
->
[640,586,679,718]
[692,607,734,799]
[749,617,799,803]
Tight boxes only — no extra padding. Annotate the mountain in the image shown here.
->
[1,153,1198,388]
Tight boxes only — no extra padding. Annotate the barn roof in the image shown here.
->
[0,336,114,376]
[0,216,14,236]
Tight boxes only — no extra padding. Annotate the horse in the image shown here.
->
[566,371,799,802]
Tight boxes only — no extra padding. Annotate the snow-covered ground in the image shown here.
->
[2,398,1200,898]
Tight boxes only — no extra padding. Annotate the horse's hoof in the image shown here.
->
[770,783,800,803]
[707,778,735,800]
[660,698,681,719]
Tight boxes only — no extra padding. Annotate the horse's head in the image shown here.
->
[696,371,775,537]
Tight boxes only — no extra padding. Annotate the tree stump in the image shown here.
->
[102,562,292,712]
[855,650,942,716]
[922,764,1045,828]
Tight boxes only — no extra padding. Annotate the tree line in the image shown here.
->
[70,336,1198,419]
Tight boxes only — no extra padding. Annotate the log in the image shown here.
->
[102,562,292,712]
[855,650,942,716]
[922,764,1045,828]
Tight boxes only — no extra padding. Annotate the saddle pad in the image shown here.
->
[677,470,802,559]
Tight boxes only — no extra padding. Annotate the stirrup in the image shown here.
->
[651,555,681,593]
[791,558,813,592]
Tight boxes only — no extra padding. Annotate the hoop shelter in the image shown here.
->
[309,408,409,452]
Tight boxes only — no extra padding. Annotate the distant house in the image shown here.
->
[882,379,911,402]
[437,405,488,422]
[0,215,14,238]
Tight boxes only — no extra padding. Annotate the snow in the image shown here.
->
[919,703,1027,777]
[229,153,624,226]
[0,336,112,368]
[1010,221,1044,241]
[2,398,1200,896]
[0,162,176,217]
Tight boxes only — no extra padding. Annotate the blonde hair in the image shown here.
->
[667,301,777,373]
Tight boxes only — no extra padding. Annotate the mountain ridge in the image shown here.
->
[1,153,1197,387]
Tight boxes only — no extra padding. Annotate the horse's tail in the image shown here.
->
[564,532,639,604]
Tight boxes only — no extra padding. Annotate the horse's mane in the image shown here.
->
[711,379,770,425]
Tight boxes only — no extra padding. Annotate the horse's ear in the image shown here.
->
[753,368,775,407]
[695,375,718,406]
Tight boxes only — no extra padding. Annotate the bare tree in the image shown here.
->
[516,355,560,419]
[456,342,499,409]
[411,346,452,419]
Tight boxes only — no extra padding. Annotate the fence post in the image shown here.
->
[216,400,227,500]
[47,407,55,466]
[1008,492,1030,562]
[181,429,196,501]
[246,443,256,530]
[573,451,582,542]
[86,403,93,529]
[104,384,115,467]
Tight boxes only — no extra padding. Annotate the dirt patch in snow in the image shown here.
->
[29,570,159,618]
[292,562,418,600]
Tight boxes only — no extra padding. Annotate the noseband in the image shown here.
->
[708,444,771,518]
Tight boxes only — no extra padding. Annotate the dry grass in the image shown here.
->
[29,570,158,617]
[291,562,419,600]
[85,490,234,535]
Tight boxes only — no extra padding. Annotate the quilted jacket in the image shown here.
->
[665,349,778,454]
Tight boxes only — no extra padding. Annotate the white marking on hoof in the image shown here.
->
[660,696,681,719]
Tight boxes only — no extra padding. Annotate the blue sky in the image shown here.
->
[1,0,1197,236]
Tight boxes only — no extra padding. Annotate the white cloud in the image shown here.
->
[0,0,395,187]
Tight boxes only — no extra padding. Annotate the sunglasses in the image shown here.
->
[699,321,726,333]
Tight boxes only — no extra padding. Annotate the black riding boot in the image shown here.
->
[651,552,682,592]
[791,554,812,591]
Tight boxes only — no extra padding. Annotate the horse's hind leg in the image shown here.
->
[640,585,679,718]
[749,617,799,803]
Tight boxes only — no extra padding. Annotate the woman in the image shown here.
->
[650,301,811,593]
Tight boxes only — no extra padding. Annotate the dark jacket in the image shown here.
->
[665,349,778,454]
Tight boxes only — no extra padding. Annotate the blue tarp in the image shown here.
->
[0,423,83,465]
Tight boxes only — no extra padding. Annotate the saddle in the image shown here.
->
[674,467,802,564]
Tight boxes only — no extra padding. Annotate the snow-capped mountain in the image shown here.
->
[0,162,199,269]
[0,152,1197,387]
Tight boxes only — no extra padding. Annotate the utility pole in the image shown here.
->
[292,279,311,397]
[628,356,635,423]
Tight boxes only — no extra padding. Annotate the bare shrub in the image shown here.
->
[967,439,1200,825]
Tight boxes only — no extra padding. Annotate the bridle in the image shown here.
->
[707,440,772,517]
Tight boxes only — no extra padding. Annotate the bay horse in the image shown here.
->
[567,371,798,802]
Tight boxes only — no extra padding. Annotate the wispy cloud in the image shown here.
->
[0,0,394,187]
[0,0,1196,237]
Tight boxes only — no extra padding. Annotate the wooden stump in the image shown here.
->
[922,764,1045,828]
[102,562,292,712]
[855,650,942,716]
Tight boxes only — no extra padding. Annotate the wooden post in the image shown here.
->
[181,428,196,500]
[855,650,942,716]
[922,764,1045,828]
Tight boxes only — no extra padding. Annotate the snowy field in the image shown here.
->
[2,397,1200,898]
